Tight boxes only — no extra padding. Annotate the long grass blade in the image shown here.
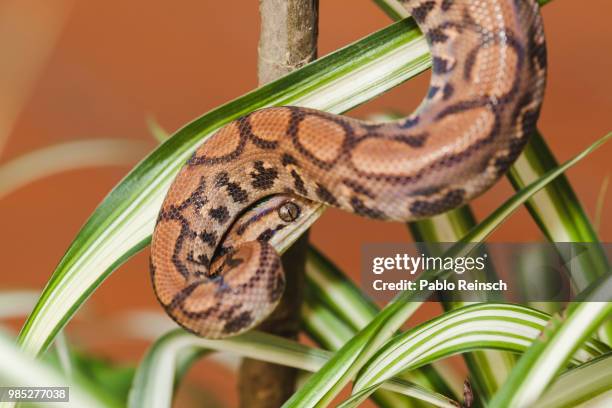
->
[489,274,612,407]
[344,303,608,406]
[534,352,612,408]
[0,139,150,199]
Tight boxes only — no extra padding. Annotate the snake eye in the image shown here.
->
[277,201,301,222]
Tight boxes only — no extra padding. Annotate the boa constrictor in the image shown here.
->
[151,0,547,338]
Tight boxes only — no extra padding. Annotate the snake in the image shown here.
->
[150,0,547,339]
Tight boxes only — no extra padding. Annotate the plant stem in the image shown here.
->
[238,1,318,407]
[257,0,318,84]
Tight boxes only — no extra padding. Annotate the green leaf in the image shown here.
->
[0,139,150,199]
[0,331,118,408]
[305,248,379,332]
[489,274,612,407]
[145,116,170,143]
[534,352,612,408]
[17,17,430,356]
[0,290,39,320]
[128,329,458,408]
[301,288,355,350]
[304,247,460,406]
[371,0,409,21]
[339,380,458,408]
[344,303,608,407]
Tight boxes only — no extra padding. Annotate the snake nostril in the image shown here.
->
[277,201,301,222]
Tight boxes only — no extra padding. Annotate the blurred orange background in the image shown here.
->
[1,0,610,406]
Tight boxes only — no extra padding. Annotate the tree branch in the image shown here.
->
[237,1,318,407]
[256,0,318,85]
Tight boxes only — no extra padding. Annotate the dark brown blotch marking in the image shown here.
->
[428,86,440,99]
[393,132,428,148]
[315,183,339,206]
[214,172,230,187]
[527,21,547,72]
[224,250,244,269]
[218,303,242,320]
[399,116,420,129]
[511,93,537,134]
[410,185,443,197]
[350,196,386,219]
[342,179,376,199]
[250,161,279,190]
[493,94,540,176]
[172,176,208,212]
[209,206,230,224]
[257,228,275,242]
[199,230,218,248]
[441,0,454,11]
[427,21,462,45]
[235,206,275,236]
[216,245,233,258]
[211,250,244,278]
[443,83,455,100]
[427,27,449,44]
[215,172,249,203]
[493,141,527,178]
[281,153,298,166]
[290,169,308,195]
[409,189,466,217]
[164,214,202,278]
[432,56,455,74]
[227,182,249,203]
[256,225,286,243]
[180,300,220,320]
[167,280,205,311]
[186,250,210,269]
[412,1,436,23]
[268,274,284,303]
[223,311,253,334]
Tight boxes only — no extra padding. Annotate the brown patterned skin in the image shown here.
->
[151,0,547,338]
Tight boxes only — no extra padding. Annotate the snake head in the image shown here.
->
[221,194,323,254]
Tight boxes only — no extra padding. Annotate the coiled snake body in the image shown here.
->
[151,0,547,338]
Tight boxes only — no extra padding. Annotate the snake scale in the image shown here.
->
[151,0,547,339]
